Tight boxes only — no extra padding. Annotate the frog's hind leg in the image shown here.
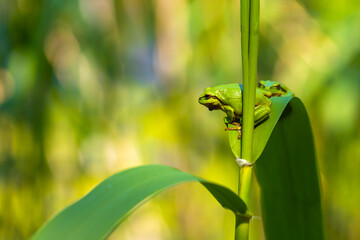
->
[254,105,271,126]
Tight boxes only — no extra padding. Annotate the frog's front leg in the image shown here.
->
[254,104,271,126]
[222,105,242,139]
[221,105,236,124]
[257,89,272,98]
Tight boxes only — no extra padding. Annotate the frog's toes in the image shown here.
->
[237,131,242,139]
[232,122,242,127]
[224,124,242,139]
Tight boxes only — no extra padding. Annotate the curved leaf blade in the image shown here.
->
[32,165,246,240]
[254,97,324,240]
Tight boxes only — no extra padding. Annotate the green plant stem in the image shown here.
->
[235,166,253,240]
[243,0,259,161]
[240,0,250,94]
[235,0,260,238]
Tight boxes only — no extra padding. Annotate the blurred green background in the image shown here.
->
[0,0,359,239]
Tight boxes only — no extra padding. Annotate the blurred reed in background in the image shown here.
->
[0,0,359,239]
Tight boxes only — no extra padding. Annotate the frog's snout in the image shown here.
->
[198,95,205,104]
[198,93,210,103]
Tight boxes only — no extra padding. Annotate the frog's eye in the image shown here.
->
[204,94,210,97]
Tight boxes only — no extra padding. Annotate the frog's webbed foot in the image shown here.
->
[225,122,242,139]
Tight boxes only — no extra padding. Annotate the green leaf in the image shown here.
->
[255,98,324,240]
[227,96,293,161]
[32,165,247,240]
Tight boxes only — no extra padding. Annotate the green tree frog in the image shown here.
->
[257,80,294,97]
[198,80,293,138]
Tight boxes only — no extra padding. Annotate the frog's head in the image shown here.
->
[198,87,223,111]
[258,80,292,97]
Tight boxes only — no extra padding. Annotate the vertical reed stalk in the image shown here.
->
[235,0,260,239]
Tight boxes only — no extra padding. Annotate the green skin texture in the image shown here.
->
[198,80,294,136]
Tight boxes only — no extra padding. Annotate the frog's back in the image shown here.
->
[211,83,240,97]
[214,84,242,101]
[211,84,242,91]
[209,84,242,115]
